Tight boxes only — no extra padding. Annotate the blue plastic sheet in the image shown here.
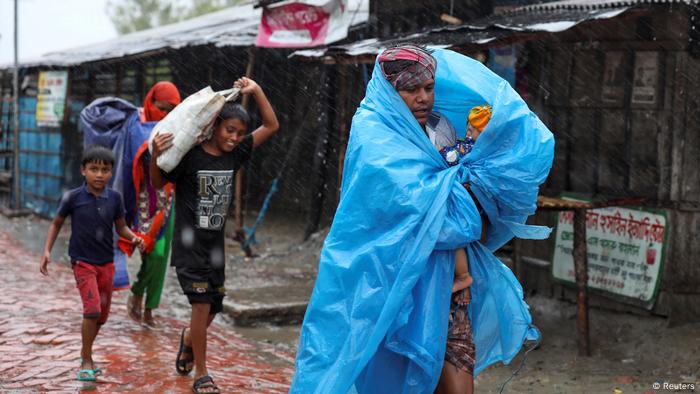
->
[433,50,555,251]
[80,98,155,224]
[290,49,554,393]
[80,98,155,289]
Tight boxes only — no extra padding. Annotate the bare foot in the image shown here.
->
[452,273,473,293]
[143,309,157,327]
[80,358,95,371]
[127,294,142,323]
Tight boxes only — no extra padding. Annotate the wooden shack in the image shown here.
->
[516,0,700,325]
[2,0,698,323]
[294,0,700,324]
[0,2,371,238]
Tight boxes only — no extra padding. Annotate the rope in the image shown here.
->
[243,178,278,249]
[498,325,542,394]
[238,77,317,251]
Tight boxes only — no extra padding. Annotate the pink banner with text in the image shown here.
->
[256,0,349,48]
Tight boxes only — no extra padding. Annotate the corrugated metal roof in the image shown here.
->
[437,7,628,32]
[291,6,630,61]
[15,0,368,68]
[518,0,698,12]
[27,4,260,67]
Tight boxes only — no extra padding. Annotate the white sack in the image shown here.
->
[149,86,240,172]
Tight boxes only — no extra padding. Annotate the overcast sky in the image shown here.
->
[0,0,117,65]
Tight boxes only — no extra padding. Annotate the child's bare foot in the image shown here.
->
[80,358,95,371]
[452,273,473,293]
[143,308,157,327]
[127,294,142,322]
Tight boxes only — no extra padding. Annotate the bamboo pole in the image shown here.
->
[234,47,256,257]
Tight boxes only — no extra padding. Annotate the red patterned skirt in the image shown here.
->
[444,291,476,375]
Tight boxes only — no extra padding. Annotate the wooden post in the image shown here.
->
[240,47,256,110]
[233,47,256,258]
[336,65,349,204]
[115,64,123,98]
[573,208,591,356]
[304,65,331,240]
[513,237,523,282]
[12,0,20,210]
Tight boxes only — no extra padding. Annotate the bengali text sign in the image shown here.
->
[552,204,666,303]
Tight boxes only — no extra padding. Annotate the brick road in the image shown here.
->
[0,230,294,393]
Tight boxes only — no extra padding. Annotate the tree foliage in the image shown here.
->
[107,0,248,35]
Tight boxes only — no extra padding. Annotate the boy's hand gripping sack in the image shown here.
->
[149,86,240,172]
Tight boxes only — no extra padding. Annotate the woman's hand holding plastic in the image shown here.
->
[152,132,174,158]
[132,236,146,252]
[234,77,260,95]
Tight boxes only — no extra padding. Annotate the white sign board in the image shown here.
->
[631,51,659,106]
[36,71,68,128]
[552,201,667,303]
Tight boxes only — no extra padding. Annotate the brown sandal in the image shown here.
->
[176,328,194,375]
[192,375,220,394]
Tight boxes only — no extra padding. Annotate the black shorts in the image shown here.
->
[176,266,226,315]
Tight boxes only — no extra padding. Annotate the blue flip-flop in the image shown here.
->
[78,358,101,380]
[77,368,96,382]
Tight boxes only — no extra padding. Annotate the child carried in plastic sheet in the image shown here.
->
[436,104,492,302]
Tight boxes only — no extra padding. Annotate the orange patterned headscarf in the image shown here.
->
[468,105,492,132]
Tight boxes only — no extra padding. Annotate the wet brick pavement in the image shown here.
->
[0,230,294,393]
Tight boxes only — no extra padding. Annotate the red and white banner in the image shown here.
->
[256,0,351,48]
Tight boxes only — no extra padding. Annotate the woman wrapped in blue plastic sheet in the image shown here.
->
[290,47,555,393]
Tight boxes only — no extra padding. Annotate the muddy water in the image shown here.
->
[0,228,293,392]
[1,213,314,366]
[10,213,696,393]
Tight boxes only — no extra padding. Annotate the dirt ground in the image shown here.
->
[476,295,700,394]
[4,212,699,393]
